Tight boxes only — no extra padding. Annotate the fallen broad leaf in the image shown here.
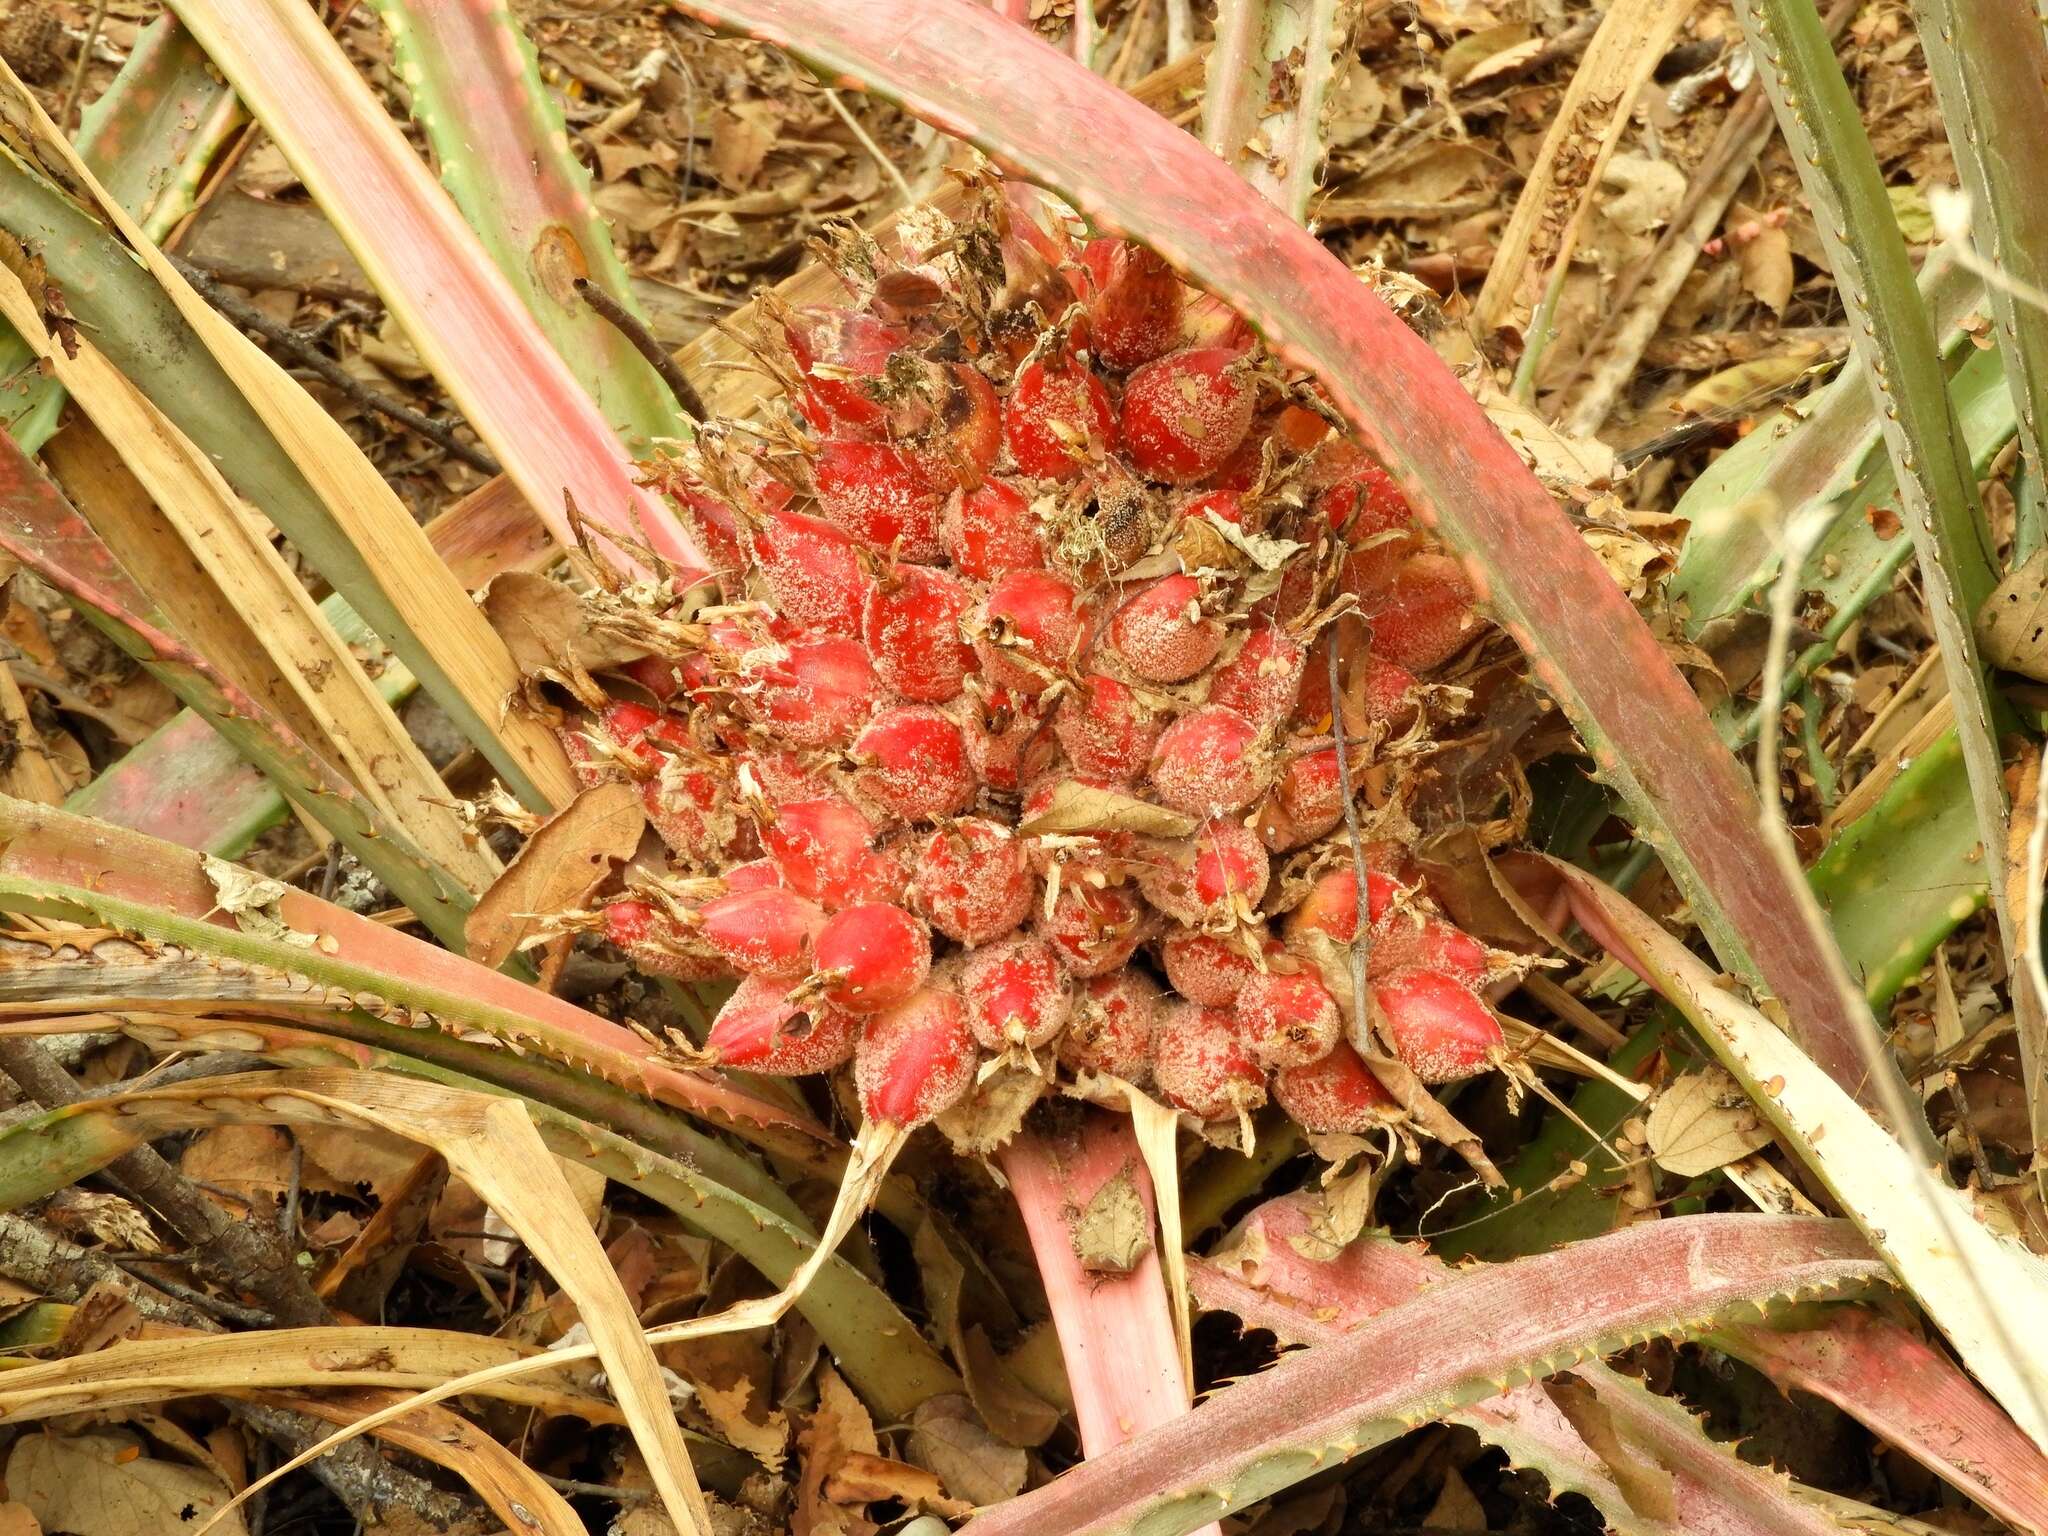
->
[1976,547,2048,682]
[1646,1069,1774,1176]
[1070,1163,1152,1274]
[465,780,645,968]
[6,1431,251,1536]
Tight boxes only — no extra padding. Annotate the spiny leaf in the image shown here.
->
[961,1215,1886,1536]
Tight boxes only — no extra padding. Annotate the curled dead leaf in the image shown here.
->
[1017,780,1196,839]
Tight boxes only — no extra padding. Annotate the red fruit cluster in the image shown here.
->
[547,184,1516,1138]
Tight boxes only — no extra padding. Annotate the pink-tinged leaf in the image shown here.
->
[0,798,829,1162]
[665,0,1877,1106]
[1717,1310,2048,1535]
[997,1113,1220,1536]
[65,475,556,860]
[959,1214,1886,1536]
[163,0,703,579]
[0,438,479,952]
[367,0,688,451]
[1190,1193,1941,1536]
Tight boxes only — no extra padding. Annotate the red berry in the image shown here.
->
[856,989,977,1128]
[752,507,870,636]
[1141,820,1270,926]
[961,937,1071,1051]
[1153,1003,1266,1121]
[1119,347,1255,485]
[692,885,824,979]
[961,683,1056,791]
[784,306,904,433]
[643,754,738,867]
[707,974,860,1074]
[724,859,783,893]
[973,570,1089,694]
[1209,625,1306,727]
[1236,971,1340,1070]
[1150,705,1269,816]
[760,794,877,905]
[1159,928,1265,1007]
[1374,968,1502,1083]
[1082,240,1183,372]
[1003,354,1116,480]
[1053,674,1163,782]
[1283,866,1403,949]
[1255,748,1344,852]
[1180,489,1243,525]
[943,478,1046,579]
[904,364,1003,488]
[1361,654,1422,731]
[1274,1043,1396,1134]
[810,903,933,1013]
[599,899,725,982]
[813,439,946,560]
[733,636,877,748]
[1365,554,1479,672]
[1059,970,1163,1083]
[862,564,977,703]
[1313,443,1411,535]
[1371,914,1491,986]
[1108,574,1224,683]
[909,818,1035,944]
[1035,878,1148,977]
[852,706,977,821]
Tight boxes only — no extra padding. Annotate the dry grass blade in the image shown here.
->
[0,1325,617,1422]
[0,1071,712,1535]
[0,56,579,813]
[196,1113,909,1536]
[161,0,704,579]
[0,258,498,897]
[1471,0,1698,357]
[1542,858,2048,1453]
[262,1391,586,1536]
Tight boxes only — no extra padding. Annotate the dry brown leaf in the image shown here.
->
[1645,1069,1774,1176]
[465,781,646,968]
[1070,1162,1152,1274]
[6,1431,250,1536]
[1017,780,1196,839]
[907,1395,1028,1506]
[0,1503,39,1536]
[481,570,650,679]
[180,1124,294,1216]
[1732,206,1794,315]
[825,1453,973,1518]
[1977,547,2048,681]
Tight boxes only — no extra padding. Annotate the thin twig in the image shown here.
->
[166,255,503,473]
[575,278,708,424]
[1327,620,1503,1188]
[824,87,914,206]
[57,0,111,132]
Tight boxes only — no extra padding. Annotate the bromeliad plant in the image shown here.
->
[554,180,1516,1145]
[0,2,2043,1535]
